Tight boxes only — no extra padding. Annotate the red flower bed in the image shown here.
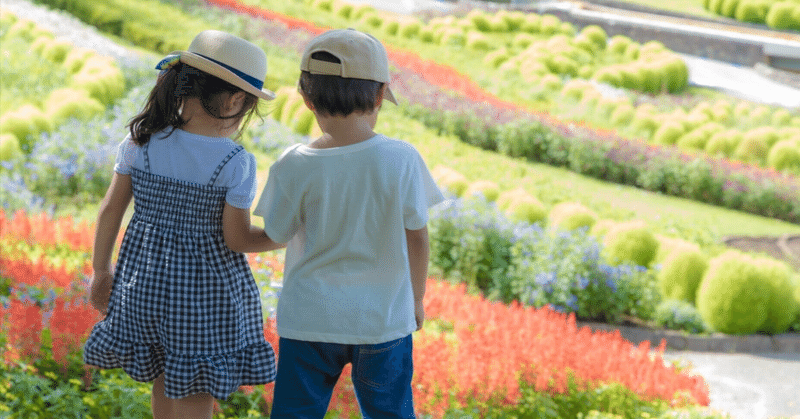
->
[1,212,709,416]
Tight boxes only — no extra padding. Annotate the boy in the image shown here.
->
[254,28,443,418]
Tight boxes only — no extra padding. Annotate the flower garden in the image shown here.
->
[1,0,800,417]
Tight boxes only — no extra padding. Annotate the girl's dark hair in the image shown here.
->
[128,63,260,145]
[298,51,383,117]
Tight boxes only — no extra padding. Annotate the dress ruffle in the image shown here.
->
[83,323,276,400]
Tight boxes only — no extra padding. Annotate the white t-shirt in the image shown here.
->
[254,134,444,344]
[114,128,257,209]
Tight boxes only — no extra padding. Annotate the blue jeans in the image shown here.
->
[269,335,415,419]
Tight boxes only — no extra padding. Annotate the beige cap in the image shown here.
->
[300,28,397,105]
[156,30,275,100]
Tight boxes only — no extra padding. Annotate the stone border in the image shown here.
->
[579,322,800,353]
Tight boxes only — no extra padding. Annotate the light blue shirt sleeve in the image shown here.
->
[113,136,138,175]
[224,151,258,209]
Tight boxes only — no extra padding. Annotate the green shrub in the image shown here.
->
[548,201,597,231]
[606,35,632,55]
[609,103,635,125]
[602,221,659,267]
[696,251,770,334]
[382,19,400,36]
[767,139,800,172]
[465,31,491,50]
[733,134,768,165]
[464,180,501,202]
[398,20,422,38]
[657,248,708,304]
[44,88,105,126]
[755,257,799,334]
[653,299,708,334]
[0,133,23,161]
[719,0,740,17]
[504,193,548,225]
[766,2,800,29]
[652,121,685,146]
[335,2,354,18]
[704,129,741,157]
[432,165,469,197]
[736,0,771,23]
[467,9,492,32]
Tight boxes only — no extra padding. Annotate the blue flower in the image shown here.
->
[577,276,589,290]
[566,295,578,310]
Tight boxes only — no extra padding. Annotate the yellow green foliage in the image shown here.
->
[657,248,708,304]
[696,251,769,335]
[602,221,659,267]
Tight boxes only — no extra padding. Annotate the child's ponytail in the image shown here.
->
[128,63,260,146]
[128,64,185,146]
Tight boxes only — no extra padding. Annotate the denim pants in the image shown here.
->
[269,334,415,419]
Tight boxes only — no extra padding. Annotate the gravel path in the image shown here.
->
[2,0,150,68]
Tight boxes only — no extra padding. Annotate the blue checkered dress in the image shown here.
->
[83,143,276,400]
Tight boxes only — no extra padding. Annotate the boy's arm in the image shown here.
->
[406,226,429,331]
[91,172,133,314]
[223,203,286,253]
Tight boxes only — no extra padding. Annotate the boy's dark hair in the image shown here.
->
[128,63,261,146]
[298,51,384,117]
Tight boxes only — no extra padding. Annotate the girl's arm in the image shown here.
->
[222,203,286,253]
[406,226,430,331]
[90,172,133,314]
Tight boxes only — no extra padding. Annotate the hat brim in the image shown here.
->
[179,51,276,101]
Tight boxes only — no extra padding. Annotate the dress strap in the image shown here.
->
[143,142,151,173]
[208,145,245,186]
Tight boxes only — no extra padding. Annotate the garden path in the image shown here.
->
[661,351,800,419]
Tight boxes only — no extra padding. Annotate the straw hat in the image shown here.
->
[156,30,275,100]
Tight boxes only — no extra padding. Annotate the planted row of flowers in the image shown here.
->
[1,210,713,418]
[197,0,800,223]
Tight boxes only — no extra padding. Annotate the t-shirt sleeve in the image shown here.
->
[403,151,445,230]
[225,151,258,209]
[253,160,301,244]
[114,136,138,175]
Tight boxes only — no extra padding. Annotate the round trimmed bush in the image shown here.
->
[602,221,659,267]
[719,0,740,17]
[657,248,708,304]
[520,14,541,33]
[398,20,422,38]
[334,2,354,18]
[497,188,547,225]
[589,219,617,238]
[736,0,770,23]
[579,25,607,50]
[610,103,635,126]
[652,121,686,146]
[733,134,769,164]
[0,133,23,161]
[705,129,742,157]
[0,9,18,29]
[483,48,510,68]
[432,166,468,197]
[765,1,795,29]
[755,257,798,334]
[42,39,72,63]
[292,108,316,136]
[464,180,500,202]
[696,251,769,335]
[465,31,491,50]
[548,55,579,77]
[504,194,547,225]
[744,126,780,147]
[767,139,800,171]
[654,235,701,264]
[547,201,597,231]
[268,86,292,122]
[44,88,104,125]
[488,15,510,32]
[539,14,562,35]
[538,74,563,92]
[466,9,492,32]
[6,19,36,41]
[438,28,466,46]
[382,19,400,36]
[62,47,95,74]
[606,35,632,55]
[312,0,333,11]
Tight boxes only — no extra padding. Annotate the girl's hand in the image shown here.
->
[89,271,113,314]
[415,304,425,331]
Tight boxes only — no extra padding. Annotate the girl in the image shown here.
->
[83,30,284,419]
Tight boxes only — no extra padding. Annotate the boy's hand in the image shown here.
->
[415,305,425,331]
[89,271,113,315]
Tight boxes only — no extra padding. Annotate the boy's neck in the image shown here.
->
[310,110,379,149]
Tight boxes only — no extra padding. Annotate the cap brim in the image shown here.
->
[384,86,397,105]
[179,51,276,100]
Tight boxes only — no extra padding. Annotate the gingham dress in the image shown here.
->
[83,143,276,400]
